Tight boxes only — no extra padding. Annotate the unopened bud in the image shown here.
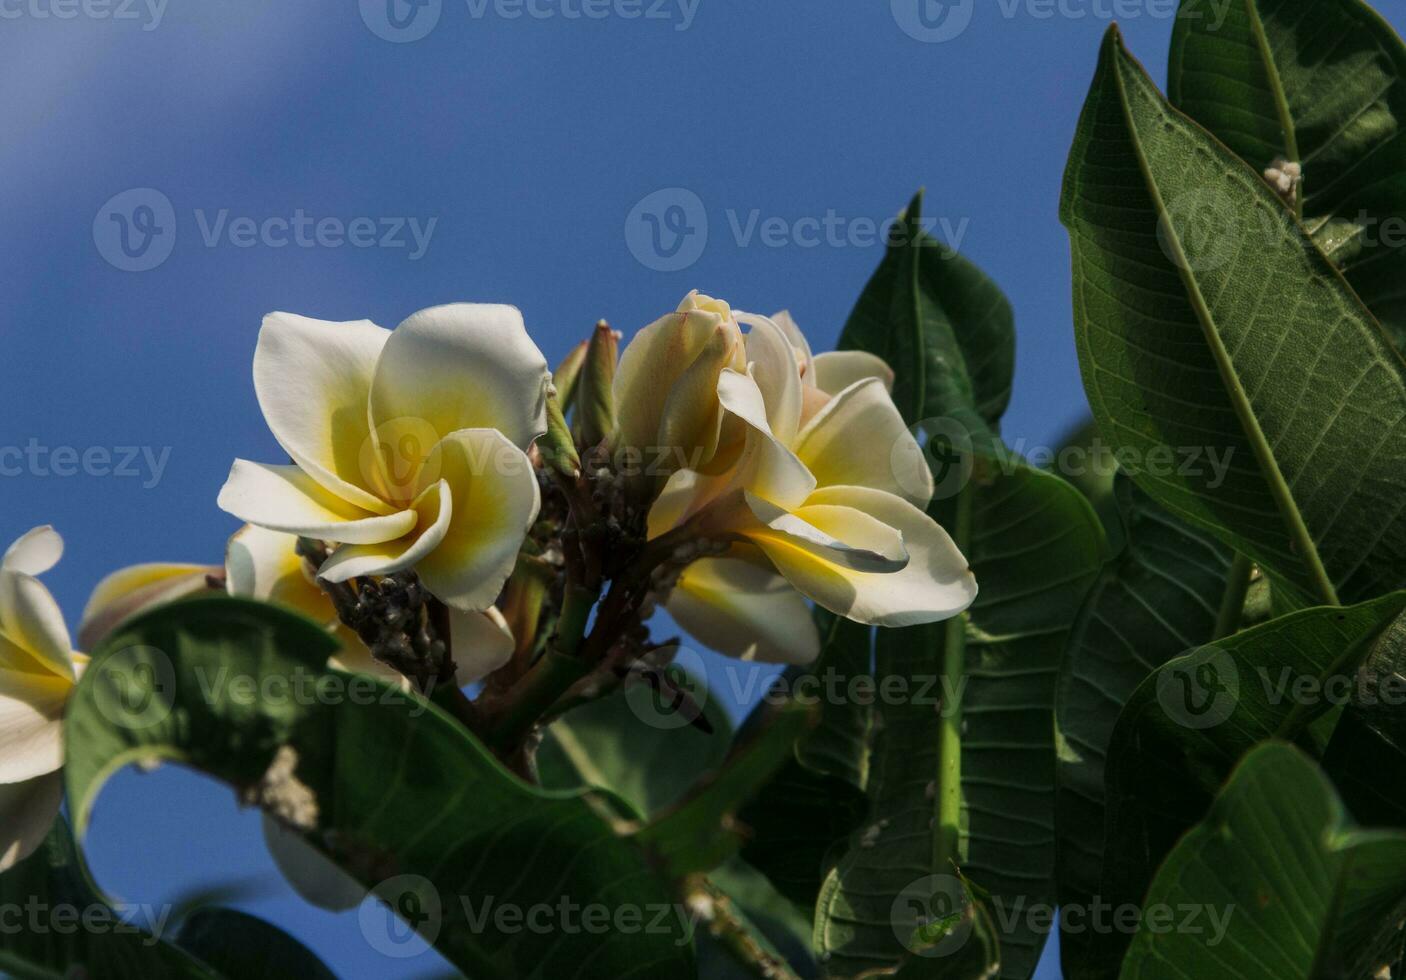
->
[552,339,589,412]
[538,387,582,479]
[576,320,619,449]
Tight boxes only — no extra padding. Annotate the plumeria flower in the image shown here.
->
[0,526,87,871]
[224,525,513,686]
[650,308,977,663]
[79,562,221,651]
[80,526,515,688]
[217,305,549,612]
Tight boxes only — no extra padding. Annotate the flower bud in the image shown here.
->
[538,384,582,479]
[575,320,619,450]
[609,292,747,489]
[552,339,589,411]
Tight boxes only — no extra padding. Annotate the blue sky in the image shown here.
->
[6,1,1402,976]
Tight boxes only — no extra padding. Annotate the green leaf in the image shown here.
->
[1094,592,1406,973]
[736,754,869,911]
[815,459,1105,979]
[0,819,215,979]
[1120,742,1406,980]
[1053,417,1125,553]
[1321,612,1406,826]
[638,702,814,878]
[538,676,734,818]
[1061,25,1406,606]
[65,597,695,980]
[1168,0,1406,344]
[732,611,873,910]
[840,190,1016,429]
[1053,475,1232,979]
[175,908,335,980]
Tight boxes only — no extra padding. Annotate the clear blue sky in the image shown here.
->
[5,2,1402,976]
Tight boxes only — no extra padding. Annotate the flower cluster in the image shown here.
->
[2,293,976,874]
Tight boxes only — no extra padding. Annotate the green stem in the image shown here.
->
[489,583,597,750]
[1214,553,1255,640]
[933,484,973,875]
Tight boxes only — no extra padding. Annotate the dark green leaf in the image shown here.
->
[176,907,335,980]
[1120,742,1406,980]
[816,459,1105,979]
[65,597,695,980]
[0,819,215,979]
[1061,25,1406,606]
[1053,475,1232,979]
[841,190,1016,428]
[1169,0,1406,344]
[1096,592,1406,972]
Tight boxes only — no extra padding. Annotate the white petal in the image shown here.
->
[262,815,366,911]
[448,606,514,683]
[667,557,820,665]
[737,313,803,445]
[0,571,75,680]
[2,527,63,576]
[0,665,70,782]
[369,304,550,453]
[812,350,895,396]
[0,771,63,872]
[253,312,394,514]
[768,310,815,382]
[794,377,934,507]
[225,526,335,625]
[218,461,417,545]
[412,431,541,612]
[744,492,908,572]
[317,480,453,583]
[716,370,816,510]
[79,563,220,651]
[748,486,976,628]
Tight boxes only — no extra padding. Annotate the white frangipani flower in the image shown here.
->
[0,526,87,871]
[649,307,977,664]
[218,305,550,612]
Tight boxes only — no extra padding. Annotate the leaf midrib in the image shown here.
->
[1109,37,1340,607]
